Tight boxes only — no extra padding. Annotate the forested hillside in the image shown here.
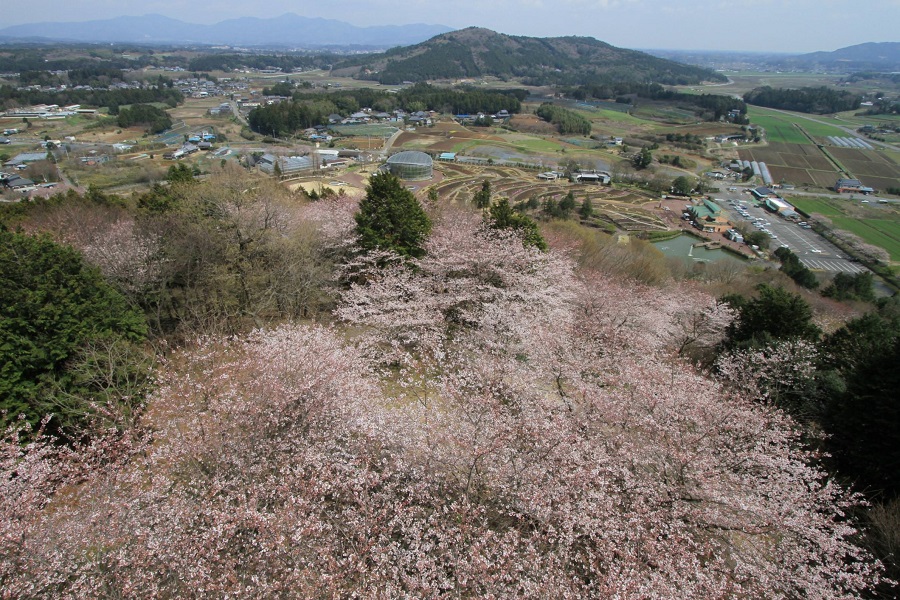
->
[336,27,726,85]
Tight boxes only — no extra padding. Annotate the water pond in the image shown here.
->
[653,234,745,264]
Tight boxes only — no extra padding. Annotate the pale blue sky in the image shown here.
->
[3,0,899,52]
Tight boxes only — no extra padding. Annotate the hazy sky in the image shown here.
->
[3,0,899,53]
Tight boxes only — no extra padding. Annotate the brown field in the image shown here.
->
[821,147,900,189]
[844,160,898,178]
[781,154,811,169]
[828,147,895,164]
[394,124,509,155]
[508,114,557,135]
[811,170,842,188]
[863,176,900,192]
[805,156,835,171]
[767,166,817,186]
[739,142,842,189]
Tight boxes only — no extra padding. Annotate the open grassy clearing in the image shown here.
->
[585,108,648,125]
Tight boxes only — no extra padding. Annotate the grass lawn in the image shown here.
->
[450,140,479,153]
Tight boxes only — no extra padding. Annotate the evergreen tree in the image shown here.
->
[559,192,576,218]
[487,198,547,251]
[579,197,594,219]
[355,172,432,258]
[632,146,653,169]
[473,180,492,209]
[0,228,147,431]
[721,284,821,350]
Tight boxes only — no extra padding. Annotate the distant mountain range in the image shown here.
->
[334,27,726,86]
[0,14,453,48]
[786,42,900,71]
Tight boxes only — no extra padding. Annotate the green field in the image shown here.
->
[512,138,566,152]
[788,195,900,261]
[748,109,809,144]
[589,108,646,125]
[789,197,844,217]
[748,107,849,144]
[795,120,849,138]
[831,217,900,261]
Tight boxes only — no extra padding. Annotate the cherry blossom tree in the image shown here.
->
[0,207,886,597]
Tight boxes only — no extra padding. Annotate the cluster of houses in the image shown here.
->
[328,108,435,126]
[454,110,511,124]
[3,104,94,119]
[537,170,611,184]
[1,171,36,192]
[162,131,218,160]
[173,76,248,100]
[255,148,362,176]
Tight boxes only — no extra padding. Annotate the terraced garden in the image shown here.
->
[432,164,667,232]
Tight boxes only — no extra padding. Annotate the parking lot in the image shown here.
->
[717,191,867,274]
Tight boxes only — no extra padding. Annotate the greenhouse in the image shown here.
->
[386,151,433,181]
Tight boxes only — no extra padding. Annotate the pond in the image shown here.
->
[653,234,746,264]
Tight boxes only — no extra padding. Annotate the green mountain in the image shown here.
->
[335,27,726,86]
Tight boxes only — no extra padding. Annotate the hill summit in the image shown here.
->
[335,27,726,85]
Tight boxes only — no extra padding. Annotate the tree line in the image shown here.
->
[0,84,183,112]
[566,81,748,122]
[115,103,173,134]
[187,53,331,73]
[743,86,861,114]
[535,103,591,135]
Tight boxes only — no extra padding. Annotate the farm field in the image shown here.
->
[747,106,849,144]
[830,218,900,262]
[826,147,900,192]
[788,197,844,217]
[747,109,810,145]
[739,142,841,188]
[787,196,900,262]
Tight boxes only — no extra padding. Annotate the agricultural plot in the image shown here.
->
[748,107,846,144]
[739,142,840,189]
[825,147,900,191]
[788,197,844,217]
[330,124,398,137]
[788,196,900,262]
[747,114,809,145]
[831,218,900,261]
